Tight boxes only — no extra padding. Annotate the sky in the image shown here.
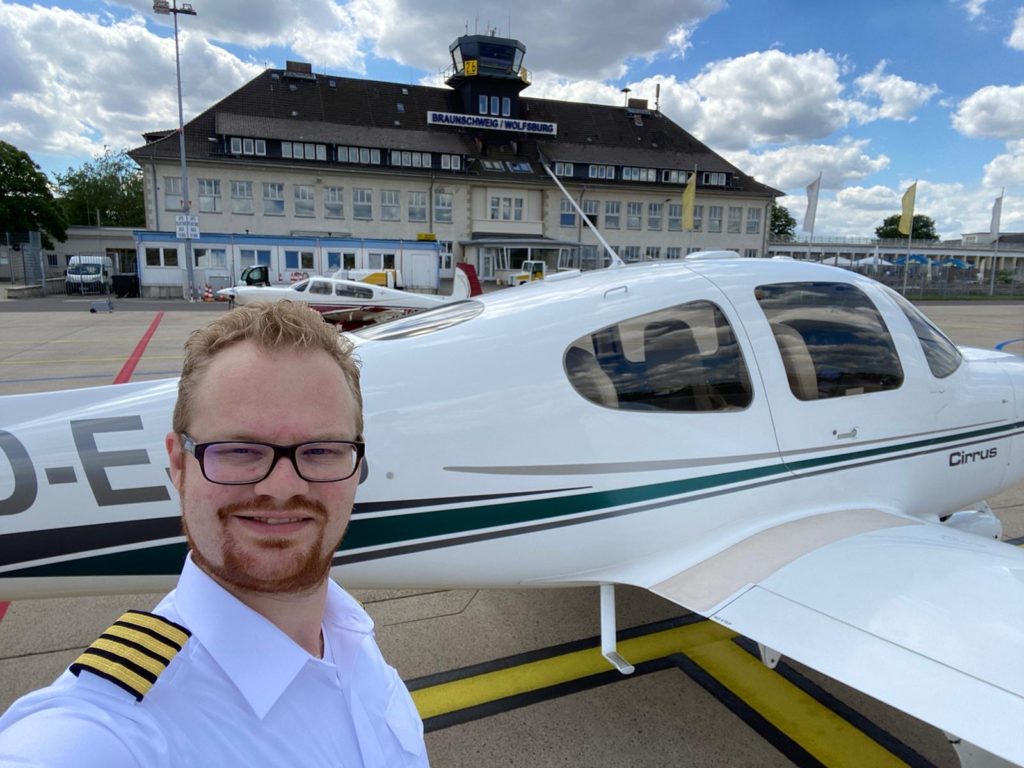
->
[1,0,1021,241]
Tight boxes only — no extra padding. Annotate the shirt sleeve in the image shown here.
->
[0,706,141,768]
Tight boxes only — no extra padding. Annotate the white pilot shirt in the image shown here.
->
[0,556,429,767]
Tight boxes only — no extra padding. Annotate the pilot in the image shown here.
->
[0,301,428,767]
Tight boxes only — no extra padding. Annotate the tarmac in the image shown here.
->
[0,291,1021,767]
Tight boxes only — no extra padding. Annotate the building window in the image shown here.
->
[648,203,663,231]
[502,96,511,116]
[254,139,266,156]
[326,251,342,271]
[489,196,522,221]
[589,164,614,179]
[230,181,253,214]
[479,95,488,114]
[440,154,460,170]
[668,203,682,231]
[666,247,682,259]
[626,202,642,230]
[605,201,620,229]
[282,141,293,159]
[144,247,178,267]
[164,176,183,211]
[434,191,453,224]
[263,182,285,216]
[480,159,504,171]
[381,190,400,221]
[620,245,641,261]
[702,172,727,186]
[230,137,242,154]
[583,199,599,228]
[193,248,226,268]
[198,178,221,213]
[708,205,723,233]
[285,250,315,270]
[324,187,344,219]
[744,248,759,258]
[693,205,703,232]
[294,185,315,217]
[746,207,762,235]
[646,246,661,260]
[242,138,254,155]
[408,191,427,222]
[662,169,685,184]
[554,162,574,177]
[623,167,657,182]
[353,188,373,220]
[560,199,576,227]
[490,96,500,115]
[728,206,742,234]
[239,249,271,268]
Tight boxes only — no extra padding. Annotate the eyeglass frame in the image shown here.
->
[180,432,365,485]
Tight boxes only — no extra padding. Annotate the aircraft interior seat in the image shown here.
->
[643,320,720,411]
[771,323,819,400]
[565,346,619,408]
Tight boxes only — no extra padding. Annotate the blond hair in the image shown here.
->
[172,302,363,438]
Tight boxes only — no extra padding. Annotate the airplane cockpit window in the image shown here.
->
[354,300,484,340]
[883,287,962,378]
[291,280,309,293]
[564,300,753,412]
[308,280,332,295]
[336,284,374,299]
[756,282,903,400]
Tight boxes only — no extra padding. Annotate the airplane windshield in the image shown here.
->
[354,300,484,340]
[291,280,309,292]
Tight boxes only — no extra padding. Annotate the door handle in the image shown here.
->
[834,427,858,440]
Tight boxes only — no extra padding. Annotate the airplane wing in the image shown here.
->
[648,509,1024,765]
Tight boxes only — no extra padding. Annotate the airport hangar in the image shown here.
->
[125,32,781,297]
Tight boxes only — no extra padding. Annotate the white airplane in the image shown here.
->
[2,254,1023,767]
[217,266,474,328]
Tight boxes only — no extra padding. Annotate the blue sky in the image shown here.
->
[1,0,1020,239]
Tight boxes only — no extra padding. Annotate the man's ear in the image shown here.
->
[166,432,185,493]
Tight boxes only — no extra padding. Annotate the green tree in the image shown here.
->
[54,147,144,227]
[770,202,796,241]
[0,141,68,246]
[875,214,939,241]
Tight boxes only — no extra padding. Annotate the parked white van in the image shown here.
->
[65,256,114,294]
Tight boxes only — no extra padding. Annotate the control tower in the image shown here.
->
[445,33,531,119]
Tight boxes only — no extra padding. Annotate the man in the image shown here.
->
[0,301,428,766]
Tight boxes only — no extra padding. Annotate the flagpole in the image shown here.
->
[988,187,1004,297]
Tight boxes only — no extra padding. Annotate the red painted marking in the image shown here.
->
[0,602,8,621]
[113,311,165,385]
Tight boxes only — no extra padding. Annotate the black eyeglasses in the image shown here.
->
[181,433,364,485]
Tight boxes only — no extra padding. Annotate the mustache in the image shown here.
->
[217,496,328,521]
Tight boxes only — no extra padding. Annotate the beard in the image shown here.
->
[182,494,344,596]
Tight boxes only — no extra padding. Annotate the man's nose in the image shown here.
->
[254,454,309,496]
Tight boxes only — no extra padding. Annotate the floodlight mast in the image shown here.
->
[153,0,198,301]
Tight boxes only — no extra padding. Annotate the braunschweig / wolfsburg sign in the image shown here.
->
[427,111,557,136]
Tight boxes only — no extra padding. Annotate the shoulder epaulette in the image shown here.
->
[70,610,191,701]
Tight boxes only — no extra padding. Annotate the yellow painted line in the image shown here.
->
[688,636,908,768]
[0,356,182,365]
[412,621,729,719]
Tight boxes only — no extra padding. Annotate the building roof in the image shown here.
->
[131,65,780,198]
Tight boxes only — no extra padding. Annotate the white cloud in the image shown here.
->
[959,0,988,19]
[983,139,1024,187]
[360,0,724,79]
[721,139,890,191]
[1008,7,1024,50]
[952,84,1024,139]
[0,4,260,166]
[853,61,939,121]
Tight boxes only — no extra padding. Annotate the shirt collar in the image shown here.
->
[173,556,374,719]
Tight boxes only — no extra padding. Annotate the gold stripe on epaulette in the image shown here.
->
[69,610,191,701]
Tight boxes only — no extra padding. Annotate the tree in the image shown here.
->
[0,141,68,245]
[875,214,939,241]
[770,202,796,241]
[54,147,144,228]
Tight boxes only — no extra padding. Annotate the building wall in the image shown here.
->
[140,157,772,281]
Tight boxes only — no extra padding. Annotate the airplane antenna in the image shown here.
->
[537,148,624,269]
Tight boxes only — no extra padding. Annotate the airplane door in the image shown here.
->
[733,280,944,513]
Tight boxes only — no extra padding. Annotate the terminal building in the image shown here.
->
[127,32,781,296]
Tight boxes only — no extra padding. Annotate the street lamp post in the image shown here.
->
[153,0,198,302]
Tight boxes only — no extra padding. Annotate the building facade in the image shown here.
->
[130,34,780,293]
